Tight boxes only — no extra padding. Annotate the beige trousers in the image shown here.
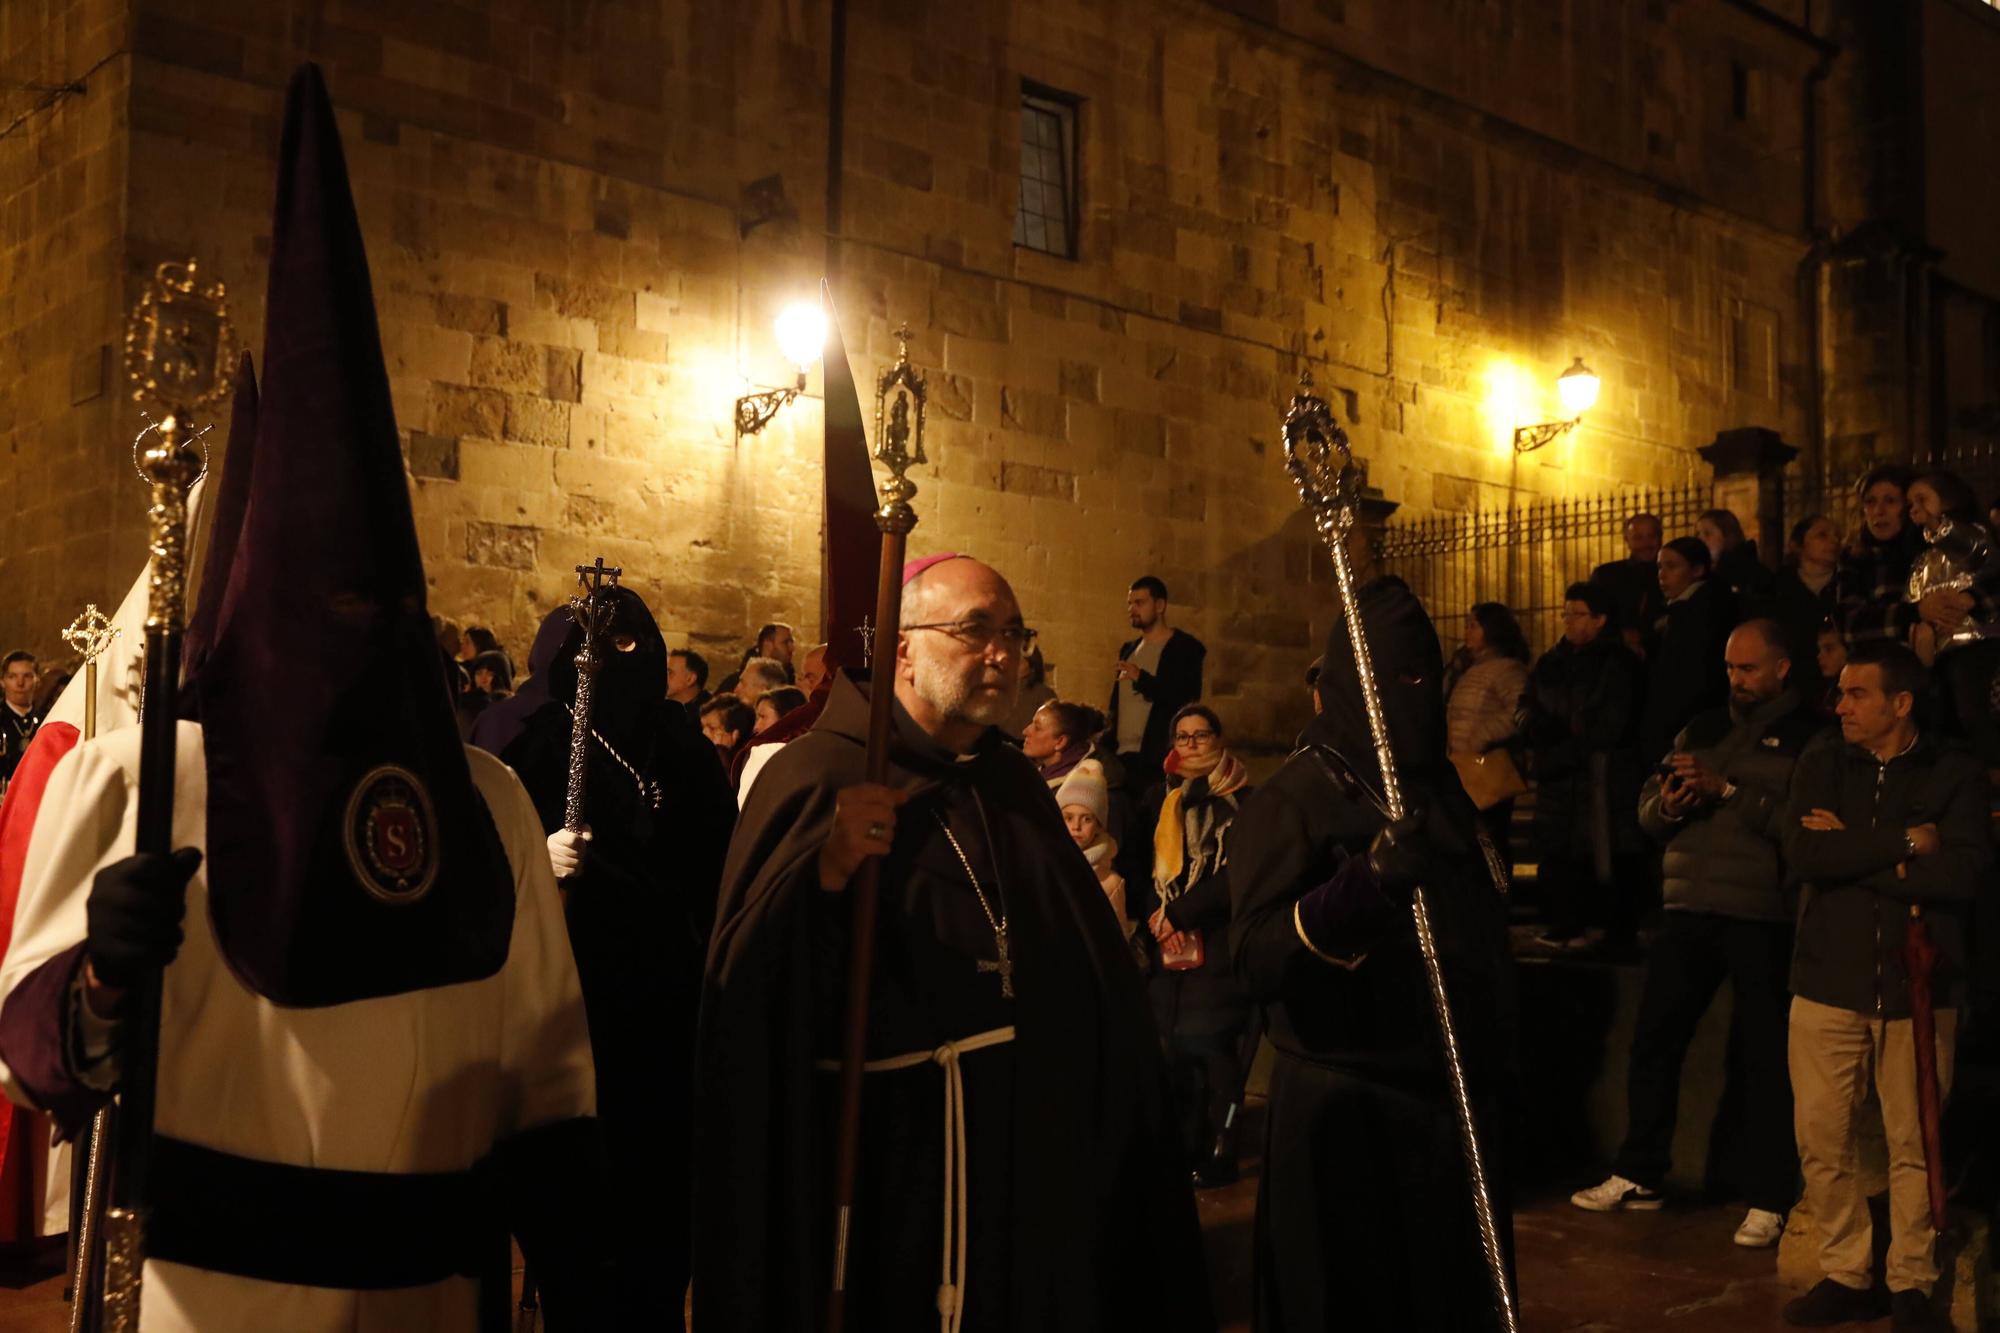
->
[1788,995,1958,1295]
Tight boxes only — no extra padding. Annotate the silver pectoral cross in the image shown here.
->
[976,927,1015,999]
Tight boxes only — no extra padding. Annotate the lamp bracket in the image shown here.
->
[1512,417,1580,455]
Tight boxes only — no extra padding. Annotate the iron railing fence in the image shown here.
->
[1378,484,1708,657]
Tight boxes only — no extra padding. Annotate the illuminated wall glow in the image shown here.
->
[1482,360,1534,453]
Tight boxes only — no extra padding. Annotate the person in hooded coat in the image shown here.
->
[0,65,613,1331]
[498,583,734,1302]
[467,604,573,758]
[1227,558,1517,1333]
[692,554,1210,1333]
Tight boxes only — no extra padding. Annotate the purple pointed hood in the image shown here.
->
[195,64,511,1006]
[178,350,258,707]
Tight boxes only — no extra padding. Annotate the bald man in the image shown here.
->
[694,556,1212,1332]
[1571,619,1826,1250]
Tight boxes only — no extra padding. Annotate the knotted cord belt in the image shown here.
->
[815,1025,1016,1333]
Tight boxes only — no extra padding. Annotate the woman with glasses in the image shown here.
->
[1141,702,1256,1188]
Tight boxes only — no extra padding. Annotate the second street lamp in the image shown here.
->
[735,299,828,440]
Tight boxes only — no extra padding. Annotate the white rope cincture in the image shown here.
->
[815,1025,1016,1333]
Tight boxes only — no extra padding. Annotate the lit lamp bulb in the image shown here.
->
[1557,357,1600,418]
[774,302,829,382]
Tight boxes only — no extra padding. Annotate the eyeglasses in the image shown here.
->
[903,620,1039,652]
[1172,729,1217,747]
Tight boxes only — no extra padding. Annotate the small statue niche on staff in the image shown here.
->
[562,556,624,840]
[99,258,237,1333]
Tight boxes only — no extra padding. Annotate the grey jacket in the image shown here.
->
[1637,691,1826,923]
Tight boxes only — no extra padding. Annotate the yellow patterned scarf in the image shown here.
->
[1152,748,1247,899]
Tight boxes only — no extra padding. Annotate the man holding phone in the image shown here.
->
[1572,620,1824,1250]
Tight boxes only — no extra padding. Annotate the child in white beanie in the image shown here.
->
[1055,759,1131,935]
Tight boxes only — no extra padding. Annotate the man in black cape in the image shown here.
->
[499,584,735,1303]
[1227,563,1518,1331]
[692,554,1211,1332]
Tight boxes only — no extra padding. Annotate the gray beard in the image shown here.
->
[911,655,1019,729]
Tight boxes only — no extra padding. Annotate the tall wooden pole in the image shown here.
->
[824,326,927,1333]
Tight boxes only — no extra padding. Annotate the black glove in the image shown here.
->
[1366,808,1430,900]
[85,849,201,989]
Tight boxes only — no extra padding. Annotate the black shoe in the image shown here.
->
[1890,1289,1948,1333]
[1783,1278,1890,1326]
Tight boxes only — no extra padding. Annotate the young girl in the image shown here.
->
[1056,760,1129,934]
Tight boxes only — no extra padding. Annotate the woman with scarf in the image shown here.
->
[498,584,738,1307]
[1837,462,1927,647]
[1140,702,1255,1187]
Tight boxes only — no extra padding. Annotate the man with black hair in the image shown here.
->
[1781,642,1991,1333]
[716,622,796,695]
[1590,512,1665,658]
[1520,582,1647,952]
[0,652,39,787]
[1108,575,1206,788]
[668,647,711,721]
[700,695,756,760]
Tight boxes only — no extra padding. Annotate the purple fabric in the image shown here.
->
[0,943,109,1136]
[193,64,511,1007]
[468,606,573,757]
[901,552,966,587]
[178,351,258,709]
[1294,855,1396,962]
[820,292,878,673]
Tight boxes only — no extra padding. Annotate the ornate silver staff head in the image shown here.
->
[1281,371,1362,545]
[61,605,121,667]
[871,324,928,537]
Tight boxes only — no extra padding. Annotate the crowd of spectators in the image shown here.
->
[1488,467,1997,1333]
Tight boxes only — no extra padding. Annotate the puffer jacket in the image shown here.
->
[1637,692,1827,922]
[1446,655,1529,756]
[1783,729,1993,1017]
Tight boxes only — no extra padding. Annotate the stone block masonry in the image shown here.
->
[0,0,1836,750]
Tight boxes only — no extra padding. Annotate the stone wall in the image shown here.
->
[2,0,1839,745]
[0,0,130,663]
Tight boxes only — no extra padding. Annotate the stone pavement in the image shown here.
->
[0,1184,1835,1333]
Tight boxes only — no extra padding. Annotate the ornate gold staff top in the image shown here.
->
[100,258,236,1333]
[60,606,120,743]
[1281,371,1520,1333]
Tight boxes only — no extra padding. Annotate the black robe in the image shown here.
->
[693,674,1211,1332]
[501,693,735,1300]
[1229,575,1517,1332]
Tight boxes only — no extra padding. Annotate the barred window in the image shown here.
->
[1013,87,1077,258]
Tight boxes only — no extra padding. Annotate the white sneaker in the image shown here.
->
[1569,1175,1664,1212]
[1733,1207,1785,1247]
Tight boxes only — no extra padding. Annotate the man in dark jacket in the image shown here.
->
[1107,575,1205,789]
[1780,642,1992,1333]
[1520,581,1647,952]
[1571,620,1824,1249]
[1590,512,1664,659]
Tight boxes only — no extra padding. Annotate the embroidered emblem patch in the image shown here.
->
[342,764,439,905]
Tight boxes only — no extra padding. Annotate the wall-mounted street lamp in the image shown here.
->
[735,300,829,439]
[1512,357,1601,454]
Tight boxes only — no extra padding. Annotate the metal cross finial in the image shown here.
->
[61,605,120,666]
[574,557,621,593]
[857,615,876,670]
